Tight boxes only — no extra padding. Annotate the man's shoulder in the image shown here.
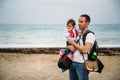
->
[86,32,96,44]
[87,32,95,36]
[82,30,95,38]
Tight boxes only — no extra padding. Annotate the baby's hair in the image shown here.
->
[67,19,76,27]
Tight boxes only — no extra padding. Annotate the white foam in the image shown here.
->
[0,44,65,48]
[99,44,120,48]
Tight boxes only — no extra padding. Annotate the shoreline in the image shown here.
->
[0,47,120,56]
[0,44,120,48]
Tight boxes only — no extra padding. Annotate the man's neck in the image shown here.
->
[82,27,88,33]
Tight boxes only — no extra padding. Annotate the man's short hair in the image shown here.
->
[80,14,90,23]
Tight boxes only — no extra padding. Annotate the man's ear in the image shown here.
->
[86,22,90,26]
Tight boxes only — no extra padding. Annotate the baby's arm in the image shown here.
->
[66,30,74,45]
[66,32,82,52]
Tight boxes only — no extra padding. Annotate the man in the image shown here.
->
[66,14,95,80]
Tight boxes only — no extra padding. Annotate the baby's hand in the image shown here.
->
[78,32,82,36]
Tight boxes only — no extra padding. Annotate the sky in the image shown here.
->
[0,0,120,24]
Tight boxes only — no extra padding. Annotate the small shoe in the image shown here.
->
[67,53,73,60]
[59,50,65,58]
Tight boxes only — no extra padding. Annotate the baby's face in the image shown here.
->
[67,23,74,31]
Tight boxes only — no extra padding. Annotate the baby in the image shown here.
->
[59,19,82,61]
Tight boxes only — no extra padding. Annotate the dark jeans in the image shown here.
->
[69,62,89,80]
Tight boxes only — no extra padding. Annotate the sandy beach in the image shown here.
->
[0,53,120,80]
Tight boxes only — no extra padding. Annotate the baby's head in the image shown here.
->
[67,19,76,31]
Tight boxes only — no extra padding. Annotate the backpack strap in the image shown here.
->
[81,30,93,60]
[82,30,98,60]
[81,30,98,60]
[82,30,94,45]
[82,30,98,52]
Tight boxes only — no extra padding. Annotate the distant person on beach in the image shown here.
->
[59,19,81,61]
[66,14,95,80]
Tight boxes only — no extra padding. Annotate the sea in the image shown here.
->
[0,24,120,48]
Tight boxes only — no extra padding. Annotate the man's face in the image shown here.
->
[78,17,88,30]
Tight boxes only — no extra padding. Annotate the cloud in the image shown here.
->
[0,0,120,24]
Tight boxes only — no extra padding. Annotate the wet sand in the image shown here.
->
[0,53,120,80]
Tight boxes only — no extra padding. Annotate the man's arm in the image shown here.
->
[67,33,95,54]
[67,38,92,54]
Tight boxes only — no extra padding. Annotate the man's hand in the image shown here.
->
[67,37,93,54]
[68,37,75,45]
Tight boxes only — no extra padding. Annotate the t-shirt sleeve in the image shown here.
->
[85,33,95,44]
